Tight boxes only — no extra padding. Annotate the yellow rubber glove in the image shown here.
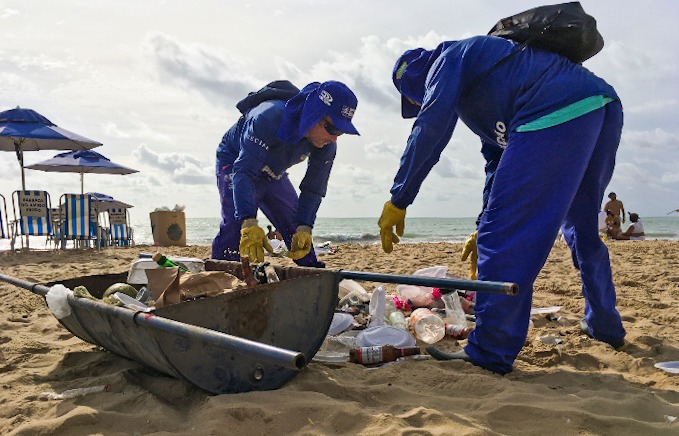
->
[286,225,313,260]
[239,219,274,263]
[461,230,478,280]
[377,201,406,253]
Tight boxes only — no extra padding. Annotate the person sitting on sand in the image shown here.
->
[616,213,645,240]
[605,210,621,239]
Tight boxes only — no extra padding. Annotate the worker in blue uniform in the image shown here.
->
[212,80,359,267]
[378,36,626,374]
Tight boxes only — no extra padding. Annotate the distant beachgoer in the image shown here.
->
[616,213,645,240]
[605,210,621,239]
[211,80,360,265]
[604,192,625,224]
[266,225,276,240]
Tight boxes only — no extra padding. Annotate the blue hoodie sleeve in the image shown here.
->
[295,142,336,227]
[390,53,464,209]
[232,106,281,221]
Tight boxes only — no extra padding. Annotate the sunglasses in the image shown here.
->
[323,119,344,136]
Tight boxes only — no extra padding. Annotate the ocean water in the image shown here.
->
[3,216,678,250]
[129,216,679,247]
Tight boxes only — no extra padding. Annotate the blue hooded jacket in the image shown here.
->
[217,81,337,227]
[390,36,619,209]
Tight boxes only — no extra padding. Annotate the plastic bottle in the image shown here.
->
[152,252,189,272]
[135,286,152,303]
[444,323,473,339]
[368,285,386,327]
[39,384,111,400]
[349,345,420,365]
[388,310,408,330]
[383,296,396,320]
[409,308,445,344]
[384,297,408,329]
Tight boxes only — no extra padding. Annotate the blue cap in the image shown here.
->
[392,44,448,118]
[277,80,359,143]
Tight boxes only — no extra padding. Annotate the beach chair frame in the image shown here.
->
[58,193,100,249]
[105,207,134,247]
[10,190,54,250]
[0,194,9,241]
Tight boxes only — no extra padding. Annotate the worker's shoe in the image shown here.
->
[425,346,473,362]
[579,319,628,351]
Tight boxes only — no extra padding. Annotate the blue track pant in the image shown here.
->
[465,101,625,374]
[211,167,323,267]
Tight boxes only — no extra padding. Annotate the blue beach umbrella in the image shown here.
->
[26,150,138,194]
[0,107,103,190]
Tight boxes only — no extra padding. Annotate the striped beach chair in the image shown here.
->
[10,190,54,250]
[59,193,98,248]
[107,207,133,246]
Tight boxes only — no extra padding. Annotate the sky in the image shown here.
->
[1,0,678,220]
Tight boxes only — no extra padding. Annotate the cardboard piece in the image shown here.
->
[180,271,242,299]
[145,268,244,308]
[145,268,181,308]
[150,211,186,246]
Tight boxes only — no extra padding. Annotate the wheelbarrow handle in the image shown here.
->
[338,270,518,295]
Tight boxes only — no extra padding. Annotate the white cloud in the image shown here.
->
[625,99,677,115]
[661,172,679,184]
[433,155,478,179]
[621,128,679,150]
[131,144,212,185]
[141,32,261,107]
[1,0,678,218]
[1,8,18,19]
[363,141,402,159]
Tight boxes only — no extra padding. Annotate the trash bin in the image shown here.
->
[150,211,186,246]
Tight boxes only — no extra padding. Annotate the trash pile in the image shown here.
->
[153,204,186,212]
[315,266,477,366]
[61,253,256,312]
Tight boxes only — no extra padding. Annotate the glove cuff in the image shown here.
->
[242,218,258,229]
[296,225,312,234]
[386,201,406,216]
[388,199,408,212]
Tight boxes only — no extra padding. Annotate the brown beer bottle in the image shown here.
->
[349,345,420,365]
[240,256,259,287]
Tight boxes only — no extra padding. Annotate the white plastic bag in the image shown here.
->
[338,279,370,305]
[442,292,467,326]
[45,285,73,319]
[396,266,448,307]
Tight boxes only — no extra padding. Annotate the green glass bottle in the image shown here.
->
[152,252,188,272]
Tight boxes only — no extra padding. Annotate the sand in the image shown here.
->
[1,241,679,435]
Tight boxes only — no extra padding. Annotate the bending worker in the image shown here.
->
[212,80,360,266]
[378,35,626,374]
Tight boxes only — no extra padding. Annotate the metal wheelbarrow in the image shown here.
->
[0,260,517,394]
